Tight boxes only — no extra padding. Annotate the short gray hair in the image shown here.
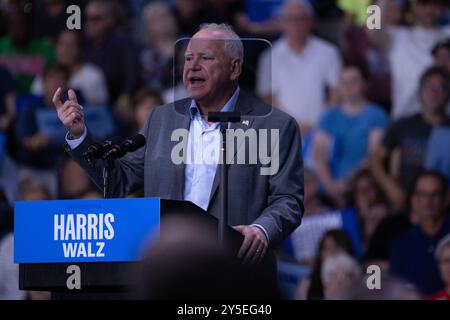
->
[435,234,450,261]
[197,23,244,66]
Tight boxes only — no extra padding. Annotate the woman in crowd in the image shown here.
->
[31,30,109,106]
[295,229,356,300]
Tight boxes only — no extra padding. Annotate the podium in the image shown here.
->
[16,199,246,299]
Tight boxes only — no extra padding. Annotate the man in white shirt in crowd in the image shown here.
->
[369,0,450,119]
[256,0,342,134]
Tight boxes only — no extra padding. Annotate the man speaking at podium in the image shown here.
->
[52,23,304,266]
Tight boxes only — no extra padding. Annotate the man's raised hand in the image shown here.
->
[53,88,85,139]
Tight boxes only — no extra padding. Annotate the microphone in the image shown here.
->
[83,136,124,163]
[104,134,146,159]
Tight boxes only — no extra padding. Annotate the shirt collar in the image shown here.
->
[189,86,240,120]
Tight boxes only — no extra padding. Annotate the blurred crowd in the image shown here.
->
[0,0,450,300]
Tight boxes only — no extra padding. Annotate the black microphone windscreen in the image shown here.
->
[128,134,146,151]
[107,136,124,145]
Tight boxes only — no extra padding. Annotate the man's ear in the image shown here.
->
[230,58,242,81]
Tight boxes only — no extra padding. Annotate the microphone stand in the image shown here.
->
[208,112,241,247]
[219,121,228,247]
[102,155,113,199]
[86,135,146,199]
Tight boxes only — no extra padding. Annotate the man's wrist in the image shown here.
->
[251,224,269,243]
[66,127,87,150]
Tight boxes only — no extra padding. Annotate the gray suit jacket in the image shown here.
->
[67,91,304,247]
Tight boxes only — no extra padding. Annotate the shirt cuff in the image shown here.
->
[65,127,87,150]
[251,224,269,243]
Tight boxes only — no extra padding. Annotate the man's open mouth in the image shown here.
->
[189,76,206,85]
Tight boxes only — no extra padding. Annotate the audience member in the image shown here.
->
[321,252,362,300]
[389,170,450,296]
[369,0,450,119]
[432,38,450,72]
[257,0,342,133]
[288,168,362,266]
[82,0,141,107]
[132,88,163,132]
[370,66,450,210]
[431,38,450,115]
[15,64,69,196]
[20,177,52,201]
[0,8,56,93]
[139,2,178,92]
[32,30,109,106]
[295,229,355,300]
[428,234,450,300]
[362,202,391,247]
[344,167,390,249]
[313,66,387,204]
[363,174,424,270]
[339,1,392,110]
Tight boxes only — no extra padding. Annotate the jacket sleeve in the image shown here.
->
[65,113,153,198]
[252,117,304,247]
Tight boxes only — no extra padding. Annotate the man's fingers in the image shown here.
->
[61,104,83,119]
[249,244,263,266]
[52,87,63,109]
[243,239,260,265]
[257,246,267,265]
[67,110,83,121]
[66,110,83,121]
[58,100,83,119]
[235,225,268,265]
[68,89,78,104]
[237,236,252,259]
[65,112,83,125]
[63,108,83,122]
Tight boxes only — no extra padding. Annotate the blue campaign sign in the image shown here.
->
[14,198,160,263]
